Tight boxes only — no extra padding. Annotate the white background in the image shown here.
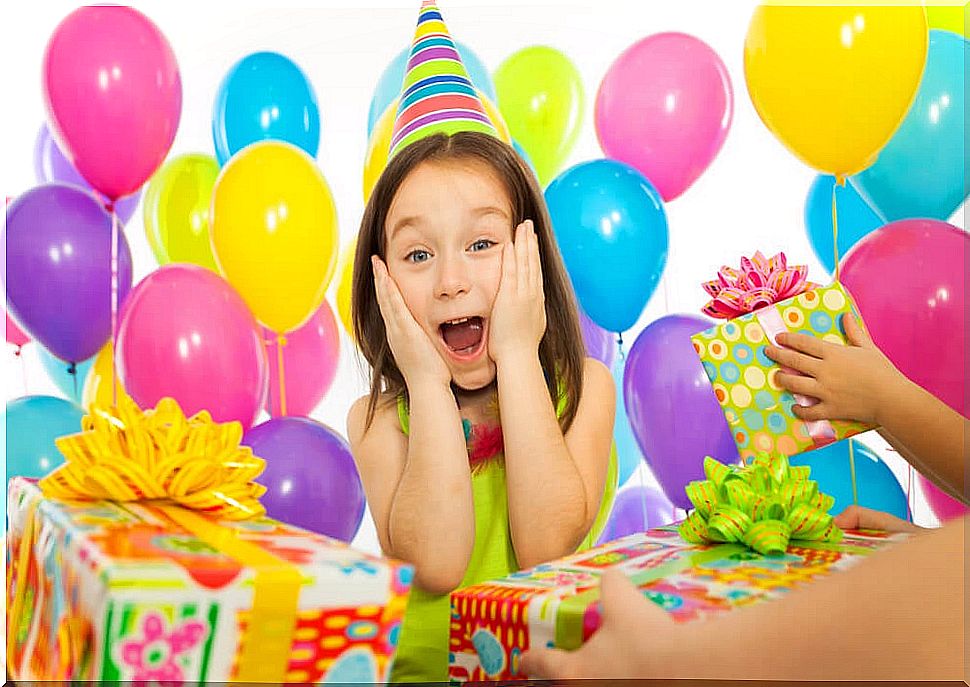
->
[3,1,964,552]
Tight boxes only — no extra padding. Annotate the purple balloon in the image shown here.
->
[624,314,739,509]
[597,486,675,545]
[580,308,616,369]
[243,416,366,542]
[3,185,133,362]
[34,124,141,224]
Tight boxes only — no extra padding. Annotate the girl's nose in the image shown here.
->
[435,254,470,300]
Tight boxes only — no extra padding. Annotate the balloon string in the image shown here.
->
[906,463,914,523]
[831,175,845,282]
[277,333,288,417]
[109,202,119,406]
[848,439,859,507]
[68,362,78,402]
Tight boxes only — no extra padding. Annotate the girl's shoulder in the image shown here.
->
[346,392,405,448]
[581,356,612,391]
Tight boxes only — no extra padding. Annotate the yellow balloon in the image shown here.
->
[363,91,511,202]
[744,5,928,177]
[334,238,356,339]
[144,154,221,272]
[82,343,134,412]
[926,5,967,38]
[212,141,338,333]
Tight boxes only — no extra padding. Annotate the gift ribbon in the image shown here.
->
[678,455,842,555]
[755,306,836,449]
[8,398,303,683]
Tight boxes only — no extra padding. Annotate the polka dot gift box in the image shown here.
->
[691,252,874,461]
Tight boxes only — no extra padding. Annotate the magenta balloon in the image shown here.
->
[3,185,133,362]
[43,6,181,199]
[623,314,739,509]
[6,314,29,348]
[116,265,269,428]
[919,476,968,522]
[262,301,340,417]
[242,416,365,542]
[34,124,141,224]
[595,32,733,201]
[579,308,616,369]
[841,219,967,417]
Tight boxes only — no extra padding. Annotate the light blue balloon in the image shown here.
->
[850,31,967,222]
[38,347,94,404]
[789,440,908,520]
[5,396,84,482]
[213,51,320,166]
[804,175,885,274]
[545,160,668,333]
[512,140,538,179]
[366,41,495,137]
[612,352,642,487]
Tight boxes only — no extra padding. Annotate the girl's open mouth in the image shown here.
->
[439,316,486,361]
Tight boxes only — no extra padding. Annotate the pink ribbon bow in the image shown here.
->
[701,251,818,319]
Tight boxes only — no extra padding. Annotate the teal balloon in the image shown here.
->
[367,41,495,136]
[850,31,967,222]
[38,347,94,403]
[805,175,884,274]
[789,440,908,520]
[213,51,320,166]
[612,352,642,487]
[5,396,83,481]
[545,159,668,333]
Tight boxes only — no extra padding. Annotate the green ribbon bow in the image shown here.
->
[678,454,843,555]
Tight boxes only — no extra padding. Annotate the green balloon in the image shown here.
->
[494,46,584,187]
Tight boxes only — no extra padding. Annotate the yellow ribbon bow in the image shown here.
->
[40,396,267,520]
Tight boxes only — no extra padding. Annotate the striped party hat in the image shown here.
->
[388,1,499,159]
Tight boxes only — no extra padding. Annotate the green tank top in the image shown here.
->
[388,392,618,683]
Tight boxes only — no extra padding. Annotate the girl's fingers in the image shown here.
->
[764,344,821,376]
[528,220,542,292]
[774,372,823,398]
[790,401,831,422]
[515,221,530,294]
[843,312,872,349]
[501,240,515,293]
[773,331,827,359]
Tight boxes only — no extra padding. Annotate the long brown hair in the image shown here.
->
[352,132,586,433]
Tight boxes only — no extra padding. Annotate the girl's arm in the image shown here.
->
[766,312,967,505]
[347,258,476,594]
[489,222,615,569]
[522,515,966,681]
[498,355,615,569]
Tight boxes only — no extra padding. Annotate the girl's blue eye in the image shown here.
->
[406,249,431,264]
[470,239,495,252]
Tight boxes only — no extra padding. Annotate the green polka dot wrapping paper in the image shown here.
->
[691,281,874,461]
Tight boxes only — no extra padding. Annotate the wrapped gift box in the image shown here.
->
[6,477,413,683]
[448,525,904,682]
[692,280,874,460]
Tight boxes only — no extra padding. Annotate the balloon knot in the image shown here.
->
[67,362,77,375]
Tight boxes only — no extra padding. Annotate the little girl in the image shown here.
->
[346,131,618,682]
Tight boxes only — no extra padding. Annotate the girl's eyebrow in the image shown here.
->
[473,206,510,220]
[388,215,423,241]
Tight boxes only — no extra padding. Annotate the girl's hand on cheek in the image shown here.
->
[488,220,547,366]
[372,256,451,388]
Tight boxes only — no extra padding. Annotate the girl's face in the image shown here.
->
[384,159,513,391]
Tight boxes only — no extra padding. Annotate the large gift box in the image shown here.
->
[691,252,874,460]
[5,398,413,683]
[448,524,905,682]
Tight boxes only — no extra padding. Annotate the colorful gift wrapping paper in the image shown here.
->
[692,280,874,460]
[448,525,905,682]
[6,477,413,683]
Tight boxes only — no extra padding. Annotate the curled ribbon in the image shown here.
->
[40,396,267,520]
[678,455,842,556]
[701,251,818,320]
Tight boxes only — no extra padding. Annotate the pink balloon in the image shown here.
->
[595,33,733,202]
[43,6,182,200]
[262,301,340,417]
[6,313,29,348]
[116,265,269,428]
[919,476,968,522]
[841,220,967,417]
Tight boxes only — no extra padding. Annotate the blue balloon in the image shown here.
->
[612,353,642,487]
[805,175,885,274]
[545,160,668,333]
[850,31,967,222]
[367,41,495,137]
[5,396,84,481]
[512,140,538,178]
[789,440,908,520]
[38,347,94,404]
[213,52,320,165]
